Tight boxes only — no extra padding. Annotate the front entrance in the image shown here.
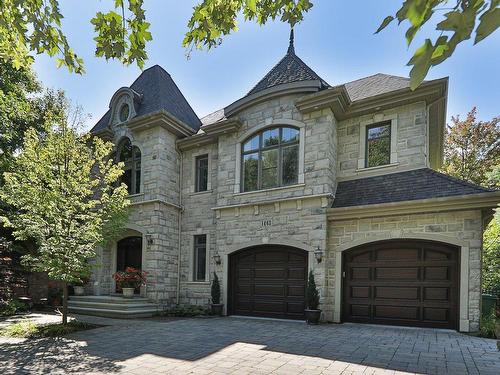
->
[116,236,142,293]
[228,245,308,320]
[342,240,459,329]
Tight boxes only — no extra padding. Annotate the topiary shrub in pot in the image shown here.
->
[305,270,321,324]
[211,272,223,316]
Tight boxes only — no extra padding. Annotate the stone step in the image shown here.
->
[68,305,160,319]
[68,300,158,310]
[69,295,151,304]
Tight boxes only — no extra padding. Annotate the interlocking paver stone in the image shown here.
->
[0,315,499,374]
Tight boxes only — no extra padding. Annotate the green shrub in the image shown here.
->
[306,270,320,310]
[0,298,29,316]
[163,305,209,317]
[0,320,38,337]
[211,272,221,304]
[480,311,499,339]
[0,320,99,338]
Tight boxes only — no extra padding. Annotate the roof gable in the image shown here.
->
[91,65,201,133]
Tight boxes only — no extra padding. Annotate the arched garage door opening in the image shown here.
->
[342,240,459,329]
[228,245,308,320]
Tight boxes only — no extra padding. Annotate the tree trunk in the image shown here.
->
[62,282,68,325]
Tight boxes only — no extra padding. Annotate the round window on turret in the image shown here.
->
[119,103,130,122]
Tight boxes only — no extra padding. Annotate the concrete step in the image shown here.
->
[69,295,150,304]
[69,306,160,319]
[68,300,157,310]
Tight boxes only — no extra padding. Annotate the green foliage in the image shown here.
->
[0,320,99,338]
[163,305,209,317]
[480,310,499,338]
[306,270,320,310]
[376,0,500,89]
[483,220,500,295]
[441,107,500,187]
[0,298,29,316]
[211,272,221,304]
[183,0,313,52]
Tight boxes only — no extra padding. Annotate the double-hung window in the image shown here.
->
[193,235,207,281]
[365,122,391,168]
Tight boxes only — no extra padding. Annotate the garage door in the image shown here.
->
[228,246,307,319]
[343,240,459,329]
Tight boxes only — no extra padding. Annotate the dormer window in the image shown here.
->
[118,138,141,195]
[241,126,299,192]
[119,103,130,123]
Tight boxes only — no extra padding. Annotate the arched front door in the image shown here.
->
[228,245,308,320]
[342,240,459,329]
[116,236,142,293]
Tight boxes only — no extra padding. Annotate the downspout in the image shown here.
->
[175,145,183,305]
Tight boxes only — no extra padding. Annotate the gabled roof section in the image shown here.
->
[344,73,413,102]
[247,29,329,96]
[91,65,201,133]
[332,168,494,208]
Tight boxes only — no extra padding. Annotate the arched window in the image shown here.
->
[242,126,299,192]
[118,138,141,195]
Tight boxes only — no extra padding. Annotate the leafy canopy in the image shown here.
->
[1,1,497,88]
[0,122,130,284]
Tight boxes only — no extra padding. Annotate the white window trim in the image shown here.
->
[189,233,210,283]
[191,151,212,193]
[358,114,398,170]
[234,119,305,193]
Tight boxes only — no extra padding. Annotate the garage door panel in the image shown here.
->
[375,267,419,280]
[343,240,458,329]
[374,286,419,300]
[229,246,307,320]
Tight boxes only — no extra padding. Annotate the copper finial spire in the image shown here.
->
[288,28,295,54]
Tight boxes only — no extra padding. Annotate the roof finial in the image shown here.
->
[288,28,295,54]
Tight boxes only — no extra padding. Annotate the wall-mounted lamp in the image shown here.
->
[213,253,222,265]
[145,234,153,247]
[314,246,323,263]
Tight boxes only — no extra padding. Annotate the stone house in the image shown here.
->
[84,32,499,332]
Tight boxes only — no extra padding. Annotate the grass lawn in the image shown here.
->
[0,319,101,338]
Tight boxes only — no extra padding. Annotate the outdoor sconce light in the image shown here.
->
[145,234,153,247]
[314,246,323,263]
[213,253,222,265]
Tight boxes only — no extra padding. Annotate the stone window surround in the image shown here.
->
[190,151,212,193]
[110,89,137,126]
[357,114,398,170]
[188,231,211,283]
[331,232,471,332]
[234,119,306,194]
[116,136,144,195]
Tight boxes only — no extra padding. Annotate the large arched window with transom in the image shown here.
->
[118,138,141,195]
[242,126,299,192]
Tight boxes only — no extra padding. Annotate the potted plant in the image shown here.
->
[210,272,223,316]
[112,267,147,298]
[73,277,90,296]
[305,270,321,324]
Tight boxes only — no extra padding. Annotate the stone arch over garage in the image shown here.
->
[332,232,470,332]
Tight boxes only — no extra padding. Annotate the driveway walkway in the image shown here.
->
[1,316,499,375]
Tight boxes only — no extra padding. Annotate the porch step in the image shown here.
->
[68,295,161,319]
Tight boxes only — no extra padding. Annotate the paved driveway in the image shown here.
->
[1,316,499,375]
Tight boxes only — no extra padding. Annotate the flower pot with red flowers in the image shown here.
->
[112,267,147,298]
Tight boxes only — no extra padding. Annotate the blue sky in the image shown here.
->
[33,1,500,131]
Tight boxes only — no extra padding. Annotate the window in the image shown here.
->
[365,122,391,168]
[241,126,299,192]
[119,103,130,122]
[193,235,207,281]
[118,138,141,195]
[195,155,209,192]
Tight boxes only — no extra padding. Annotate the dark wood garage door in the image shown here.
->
[343,240,459,329]
[229,246,307,319]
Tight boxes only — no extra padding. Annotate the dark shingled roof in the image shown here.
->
[332,168,494,208]
[247,30,329,96]
[91,65,201,133]
[344,73,413,102]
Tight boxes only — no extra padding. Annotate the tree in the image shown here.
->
[1,1,498,88]
[483,166,500,296]
[0,121,129,324]
[441,107,500,188]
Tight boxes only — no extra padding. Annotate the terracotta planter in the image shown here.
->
[211,304,224,316]
[122,287,135,298]
[305,309,321,325]
[74,286,85,296]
